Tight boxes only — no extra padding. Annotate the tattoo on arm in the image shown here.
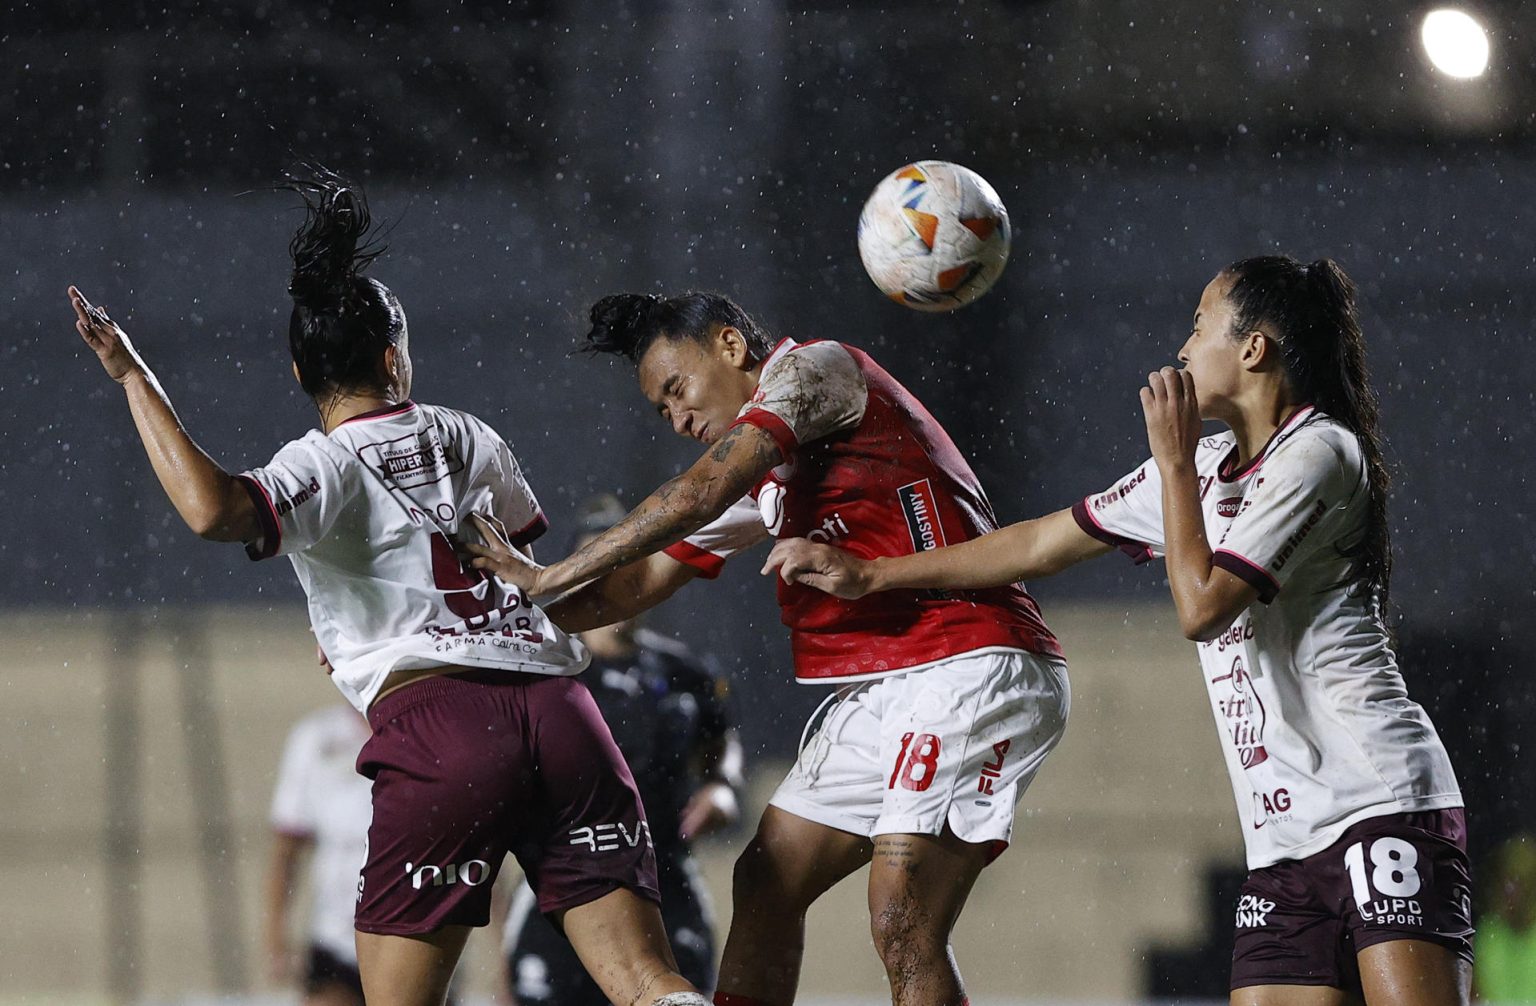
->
[551,422,781,587]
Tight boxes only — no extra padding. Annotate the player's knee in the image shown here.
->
[869,893,944,969]
[650,993,708,1006]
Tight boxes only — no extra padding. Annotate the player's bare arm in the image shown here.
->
[1141,365,1257,640]
[69,286,260,542]
[764,507,1110,598]
[466,421,780,596]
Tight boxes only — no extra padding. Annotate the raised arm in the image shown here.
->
[764,506,1111,599]
[70,286,259,542]
[464,421,780,596]
[1141,367,1257,641]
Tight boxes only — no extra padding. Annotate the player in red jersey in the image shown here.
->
[765,258,1471,1006]
[466,292,1070,1006]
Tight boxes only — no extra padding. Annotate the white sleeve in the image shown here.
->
[269,720,317,837]
[1071,458,1166,562]
[1211,435,1362,603]
[662,495,771,578]
[733,342,867,459]
[237,438,348,561]
[488,436,547,549]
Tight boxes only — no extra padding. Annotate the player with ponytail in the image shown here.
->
[70,168,707,1006]
[765,255,1471,1006]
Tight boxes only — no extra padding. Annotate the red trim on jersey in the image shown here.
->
[664,540,727,579]
[507,512,549,548]
[1212,548,1280,603]
[732,408,798,463]
[337,400,419,427]
[235,474,282,561]
[1071,499,1155,565]
[1218,404,1316,482]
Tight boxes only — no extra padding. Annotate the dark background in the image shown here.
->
[2,1,1531,844]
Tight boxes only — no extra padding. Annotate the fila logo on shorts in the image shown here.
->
[567,821,652,853]
[405,859,492,890]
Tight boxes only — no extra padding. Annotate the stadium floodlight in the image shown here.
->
[1421,8,1491,78]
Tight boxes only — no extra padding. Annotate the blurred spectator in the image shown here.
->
[264,703,373,1006]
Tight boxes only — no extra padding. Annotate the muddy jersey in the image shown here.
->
[237,402,588,712]
[664,338,1061,682]
[1073,406,1461,868]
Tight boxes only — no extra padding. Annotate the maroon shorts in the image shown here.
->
[354,671,659,937]
[1230,808,1474,991]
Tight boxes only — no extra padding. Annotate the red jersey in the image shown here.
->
[664,338,1061,682]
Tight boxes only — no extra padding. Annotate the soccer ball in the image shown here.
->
[856,161,1011,312]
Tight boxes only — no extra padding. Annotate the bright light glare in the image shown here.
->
[1421,9,1490,78]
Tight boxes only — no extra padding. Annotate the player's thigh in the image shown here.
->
[355,927,470,1006]
[1230,985,1356,1006]
[734,804,872,910]
[1356,939,1470,1006]
[867,828,991,948]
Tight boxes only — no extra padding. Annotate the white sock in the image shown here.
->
[652,994,708,1006]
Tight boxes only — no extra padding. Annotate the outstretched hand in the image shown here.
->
[69,286,146,384]
[1140,366,1203,471]
[462,513,549,594]
[760,538,875,599]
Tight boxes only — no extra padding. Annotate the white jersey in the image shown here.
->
[238,401,588,712]
[269,704,373,962]
[1072,406,1461,869]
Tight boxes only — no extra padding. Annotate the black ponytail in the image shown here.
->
[582,291,774,363]
[281,165,405,397]
[1224,255,1392,604]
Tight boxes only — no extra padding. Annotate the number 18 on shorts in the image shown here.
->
[768,649,1071,852]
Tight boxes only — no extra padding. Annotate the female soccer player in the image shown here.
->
[466,292,1069,1006]
[69,170,707,1006]
[765,256,1472,1006]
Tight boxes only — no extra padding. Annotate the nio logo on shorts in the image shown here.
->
[1235,894,1276,928]
[405,859,491,889]
[568,821,652,853]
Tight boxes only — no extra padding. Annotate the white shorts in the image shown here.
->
[769,647,1069,856]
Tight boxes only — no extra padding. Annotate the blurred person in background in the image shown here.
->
[264,702,373,1006]
[1475,834,1536,1003]
[767,256,1472,1006]
[68,167,708,1006]
[467,292,1068,1006]
[505,495,744,1006]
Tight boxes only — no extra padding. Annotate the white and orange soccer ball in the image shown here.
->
[856,161,1011,312]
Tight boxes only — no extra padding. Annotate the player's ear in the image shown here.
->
[717,326,752,370]
[1239,329,1270,372]
[381,344,400,386]
[291,361,303,386]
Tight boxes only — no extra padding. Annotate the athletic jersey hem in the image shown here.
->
[1245,794,1465,870]
[792,645,1063,685]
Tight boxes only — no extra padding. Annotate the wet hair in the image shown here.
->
[281,165,405,397]
[1223,255,1391,602]
[581,292,774,363]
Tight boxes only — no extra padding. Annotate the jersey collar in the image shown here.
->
[1217,404,1316,482]
[335,400,418,428]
